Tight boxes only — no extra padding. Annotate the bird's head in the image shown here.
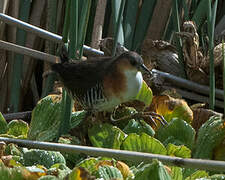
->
[117,51,152,76]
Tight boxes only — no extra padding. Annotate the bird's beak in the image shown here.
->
[140,64,152,76]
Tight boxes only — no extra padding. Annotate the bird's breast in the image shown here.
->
[122,70,143,101]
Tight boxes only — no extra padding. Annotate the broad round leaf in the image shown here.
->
[171,166,183,180]
[88,123,126,149]
[193,115,225,159]
[167,144,191,158]
[70,110,87,129]
[68,167,92,180]
[76,157,99,173]
[122,133,167,155]
[28,95,62,141]
[123,119,155,137]
[184,170,208,180]
[134,160,171,180]
[96,165,123,180]
[7,120,29,138]
[21,149,66,169]
[155,118,195,149]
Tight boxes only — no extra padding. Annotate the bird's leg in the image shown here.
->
[142,112,168,126]
[111,111,167,127]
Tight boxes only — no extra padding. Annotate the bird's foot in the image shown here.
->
[111,111,167,127]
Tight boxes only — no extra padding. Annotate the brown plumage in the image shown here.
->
[52,51,151,112]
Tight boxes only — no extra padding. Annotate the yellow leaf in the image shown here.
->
[150,95,193,123]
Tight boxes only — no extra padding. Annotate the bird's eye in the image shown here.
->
[130,58,138,66]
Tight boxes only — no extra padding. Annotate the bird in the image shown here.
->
[51,49,167,127]
[51,50,152,112]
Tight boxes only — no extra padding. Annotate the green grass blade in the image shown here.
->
[207,0,218,110]
[182,1,189,21]
[112,0,126,56]
[62,0,71,43]
[222,40,225,114]
[41,0,57,98]
[192,0,208,28]
[59,0,91,137]
[10,0,31,112]
[85,0,98,45]
[172,0,186,78]
[111,0,125,49]
[69,0,78,58]
[132,0,156,51]
[58,0,77,138]
[78,0,91,57]
[123,0,139,50]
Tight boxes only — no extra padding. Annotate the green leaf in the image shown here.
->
[111,0,124,46]
[38,175,59,180]
[123,0,139,49]
[192,0,208,28]
[88,123,126,149]
[7,120,29,138]
[28,95,62,141]
[171,166,183,180]
[122,133,167,155]
[0,112,7,134]
[70,110,87,128]
[184,170,208,180]
[132,0,157,50]
[48,163,71,179]
[135,81,153,107]
[209,174,225,180]
[134,160,171,180]
[77,0,91,57]
[113,107,137,129]
[0,161,24,180]
[96,165,123,180]
[155,118,195,149]
[76,157,99,174]
[21,149,66,169]
[5,143,22,156]
[9,0,31,112]
[58,135,82,166]
[167,144,191,158]
[193,115,225,159]
[68,167,92,180]
[123,119,155,137]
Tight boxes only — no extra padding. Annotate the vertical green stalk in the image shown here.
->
[77,0,91,58]
[172,0,186,78]
[192,0,208,29]
[58,0,73,138]
[123,0,139,50]
[58,0,90,137]
[222,39,225,115]
[10,0,31,112]
[41,0,58,98]
[111,0,125,54]
[112,0,126,56]
[182,1,189,21]
[207,0,217,110]
[69,0,78,58]
[132,0,156,51]
[62,0,71,42]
